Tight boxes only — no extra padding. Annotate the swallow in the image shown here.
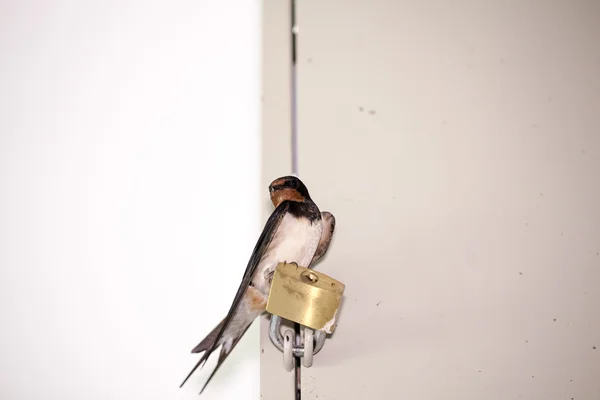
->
[180,175,336,394]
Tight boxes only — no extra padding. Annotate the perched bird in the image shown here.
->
[180,175,336,394]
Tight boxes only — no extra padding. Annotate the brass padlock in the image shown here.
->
[266,262,345,334]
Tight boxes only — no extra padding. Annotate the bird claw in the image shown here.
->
[265,269,275,284]
[265,262,299,285]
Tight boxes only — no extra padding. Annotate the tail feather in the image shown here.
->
[179,319,225,389]
[180,319,252,393]
[179,349,212,388]
[191,319,225,354]
[198,324,251,395]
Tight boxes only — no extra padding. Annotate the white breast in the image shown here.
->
[254,213,323,295]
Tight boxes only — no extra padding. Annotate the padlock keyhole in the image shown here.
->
[301,271,319,284]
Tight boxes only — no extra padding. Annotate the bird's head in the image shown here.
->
[268,175,311,207]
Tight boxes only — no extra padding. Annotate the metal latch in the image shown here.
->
[266,262,345,371]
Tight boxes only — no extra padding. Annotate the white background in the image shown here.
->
[0,1,262,399]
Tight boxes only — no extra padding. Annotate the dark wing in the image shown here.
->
[179,201,291,389]
[310,211,336,266]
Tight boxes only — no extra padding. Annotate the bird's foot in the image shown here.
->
[265,269,275,285]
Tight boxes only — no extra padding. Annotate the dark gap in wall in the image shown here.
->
[290,0,298,177]
[290,1,301,399]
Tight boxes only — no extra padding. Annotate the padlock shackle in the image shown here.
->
[268,315,326,358]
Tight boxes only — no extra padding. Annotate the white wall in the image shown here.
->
[0,1,261,399]
[292,2,600,399]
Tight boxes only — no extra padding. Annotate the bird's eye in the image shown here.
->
[289,179,298,189]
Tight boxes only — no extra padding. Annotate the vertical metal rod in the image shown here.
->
[290,1,301,398]
[290,0,298,178]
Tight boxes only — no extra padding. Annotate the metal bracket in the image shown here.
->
[268,314,327,371]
